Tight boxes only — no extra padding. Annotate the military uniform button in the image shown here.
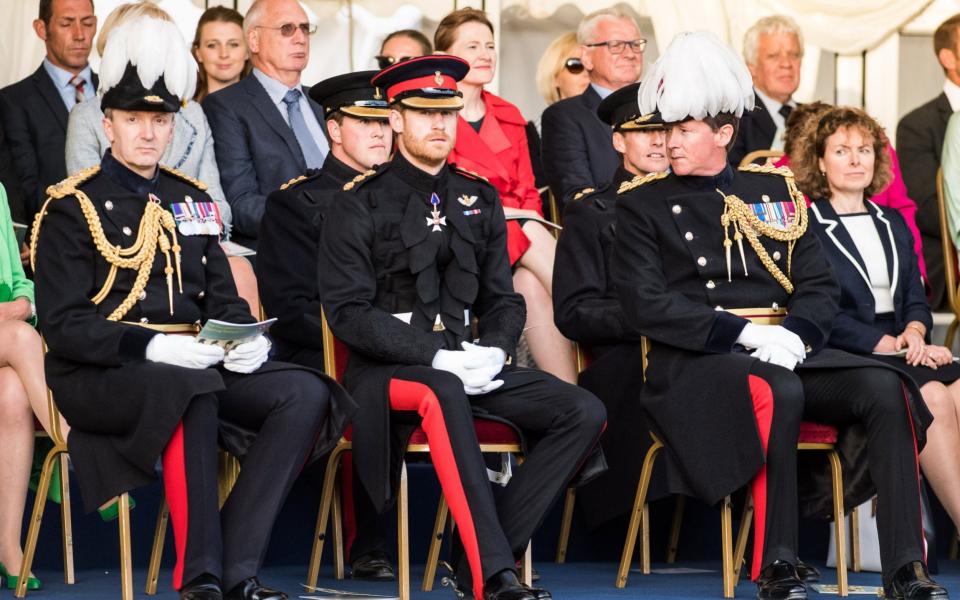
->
[685,231,694,241]
[201,256,207,265]
[773,251,782,260]
[772,302,779,310]
[706,280,716,289]
[122,226,132,236]
[138,291,147,301]
[762,194,771,202]
[197,291,205,299]
[697,256,707,267]
[139,317,149,324]
[104,200,114,211]
[672,204,682,214]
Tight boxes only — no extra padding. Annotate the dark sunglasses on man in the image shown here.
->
[375,55,417,70]
[255,22,317,37]
[564,57,584,74]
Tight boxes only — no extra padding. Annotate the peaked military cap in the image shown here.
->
[597,83,664,132]
[371,55,469,109]
[309,70,390,119]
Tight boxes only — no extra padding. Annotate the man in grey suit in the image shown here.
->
[541,8,643,206]
[897,13,960,309]
[0,0,97,222]
[203,0,328,248]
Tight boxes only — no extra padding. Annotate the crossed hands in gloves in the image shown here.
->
[145,334,271,373]
[432,341,508,395]
[736,323,806,371]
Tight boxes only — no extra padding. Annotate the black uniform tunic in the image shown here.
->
[257,154,360,363]
[612,165,932,514]
[33,152,355,512]
[554,167,670,527]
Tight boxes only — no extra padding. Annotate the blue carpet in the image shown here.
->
[20,559,960,599]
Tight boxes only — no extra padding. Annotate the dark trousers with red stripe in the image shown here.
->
[161,369,331,591]
[388,366,605,597]
[748,363,926,582]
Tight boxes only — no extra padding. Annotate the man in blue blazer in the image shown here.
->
[0,0,97,223]
[204,0,328,248]
[541,8,643,206]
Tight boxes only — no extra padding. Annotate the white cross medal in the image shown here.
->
[426,192,446,232]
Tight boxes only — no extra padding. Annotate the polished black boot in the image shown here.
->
[795,560,820,583]
[483,570,537,600]
[883,561,949,600]
[351,551,396,581]
[180,573,222,600]
[223,578,287,600]
[756,560,807,600]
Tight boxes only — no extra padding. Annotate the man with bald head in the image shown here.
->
[203,0,328,248]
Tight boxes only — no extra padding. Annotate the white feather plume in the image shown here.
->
[638,31,754,122]
[98,16,197,103]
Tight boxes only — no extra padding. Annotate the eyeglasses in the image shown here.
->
[376,55,416,70]
[564,57,584,74]
[256,23,317,37]
[585,38,646,55]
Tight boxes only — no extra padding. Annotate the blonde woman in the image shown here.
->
[536,32,591,109]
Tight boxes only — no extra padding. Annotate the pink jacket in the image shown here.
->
[775,145,927,282]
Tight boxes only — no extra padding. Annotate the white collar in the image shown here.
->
[944,79,960,112]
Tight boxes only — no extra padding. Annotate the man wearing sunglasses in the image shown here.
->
[375,29,431,70]
[204,0,328,249]
[541,7,644,207]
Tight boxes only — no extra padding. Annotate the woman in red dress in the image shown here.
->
[437,8,578,383]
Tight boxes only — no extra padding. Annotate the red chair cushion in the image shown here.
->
[798,421,838,444]
[409,419,520,446]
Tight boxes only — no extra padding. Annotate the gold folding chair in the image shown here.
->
[305,311,529,600]
[17,360,131,599]
[616,310,851,597]
[739,150,785,168]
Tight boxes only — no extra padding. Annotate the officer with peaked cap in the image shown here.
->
[552,83,672,529]
[30,15,354,600]
[256,70,397,581]
[613,31,946,600]
[316,55,606,600]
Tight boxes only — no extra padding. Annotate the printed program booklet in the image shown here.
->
[197,318,276,351]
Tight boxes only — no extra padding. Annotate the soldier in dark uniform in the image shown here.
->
[317,56,606,600]
[29,18,354,600]
[614,32,946,600]
[256,70,396,581]
[553,83,670,528]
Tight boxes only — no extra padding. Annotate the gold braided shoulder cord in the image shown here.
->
[716,175,808,293]
[31,186,183,322]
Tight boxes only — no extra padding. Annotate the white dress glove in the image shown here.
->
[431,348,493,388]
[750,344,800,371]
[459,342,507,395]
[145,334,224,369]
[737,323,806,361]
[223,335,271,374]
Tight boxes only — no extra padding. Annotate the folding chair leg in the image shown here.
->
[118,493,134,600]
[58,454,75,585]
[945,318,960,351]
[522,542,533,587]
[397,462,410,600]
[332,478,345,580]
[828,451,848,597]
[616,440,662,588]
[555,486,576,563]
[640,504,650,574]
[307,446,345,588]
[16,448,60,598]
[666,495,685,563]
[733,497,753,585]
[423,495,449,591]
[721,495,735,599]
[146,500,169,595]
[850,506,861,572]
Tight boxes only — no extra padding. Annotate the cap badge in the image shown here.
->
[457,194,478,207]
[434,71,443,86]
[143,95,163,104]
[373,86,382,100]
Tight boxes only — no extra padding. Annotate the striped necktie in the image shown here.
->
[69,74,86,105]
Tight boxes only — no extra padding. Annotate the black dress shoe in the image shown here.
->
[180,573,222,600]
[483,569,537,600]
[223,577,287,600]
[351,551,396,581]
[756,561,807,600]
[795,560,820,583]
[884,561,949,600]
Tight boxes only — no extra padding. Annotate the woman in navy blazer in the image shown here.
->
[800,106,960,535]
